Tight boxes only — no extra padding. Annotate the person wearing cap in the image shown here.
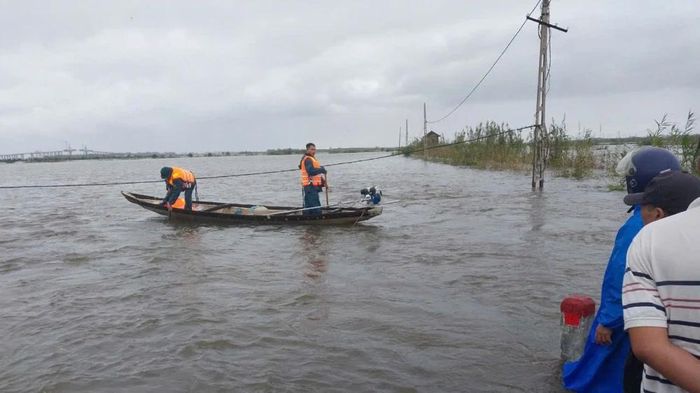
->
[563,147,680,393]
[160,166,197,211]
[624,170,700,225]
[298,143,327,216]
[622,171,700,393]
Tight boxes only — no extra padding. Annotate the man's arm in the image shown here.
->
[162,183,173,204]
[599,214,643,330]
[595,214,643,344]
[595,249,626,344]
[629,327,700,393]
[623,230,700,392]
[305,158,326,176]
[597,252,626,331]
[165,180,183,204]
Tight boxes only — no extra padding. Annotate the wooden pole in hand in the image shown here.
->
[324,174,329,207]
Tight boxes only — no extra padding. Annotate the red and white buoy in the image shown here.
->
[560,294,596,362]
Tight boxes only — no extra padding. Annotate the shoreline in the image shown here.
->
[0,148,396,164]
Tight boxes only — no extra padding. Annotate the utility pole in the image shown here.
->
[528,0,567,190]
[423,103,427,159]
[405,119,409,146]
[531,0,550,190]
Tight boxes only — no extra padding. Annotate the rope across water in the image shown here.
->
[0,125,535,190]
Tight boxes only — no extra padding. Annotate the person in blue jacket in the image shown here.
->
[562,147,680,393]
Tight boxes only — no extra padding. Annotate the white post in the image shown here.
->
[532,0,550,190]
[423,103,427,159]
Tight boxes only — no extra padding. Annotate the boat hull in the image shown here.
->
[122,192,382,225]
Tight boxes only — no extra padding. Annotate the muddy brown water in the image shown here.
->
[0,153,625,392]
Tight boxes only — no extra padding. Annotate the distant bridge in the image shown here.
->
[0,148,122,161]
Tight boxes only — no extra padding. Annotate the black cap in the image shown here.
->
[624,170,700,215]
[160,167,172,179]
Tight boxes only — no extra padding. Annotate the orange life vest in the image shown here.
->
[167,167,196,186]
[171,197,186,209]
[299,155,324,187]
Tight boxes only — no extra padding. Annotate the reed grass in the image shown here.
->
[406,120,598,179]
[406,112,698,183]
[642,111,698,174]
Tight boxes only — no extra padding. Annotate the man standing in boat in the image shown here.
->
[299,143,327,216]
[160,166,197,211]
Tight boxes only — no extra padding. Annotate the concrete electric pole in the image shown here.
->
[405,119,409,147]
[528,0,567,190]
[423,103,427,159]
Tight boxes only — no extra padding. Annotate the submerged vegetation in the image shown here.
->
[405,111,699,184]
[404,120,601,179]
[417,121,530,171]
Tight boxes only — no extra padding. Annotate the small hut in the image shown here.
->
[424,131,440,147]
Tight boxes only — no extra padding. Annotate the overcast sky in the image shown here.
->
[0,0,698,153]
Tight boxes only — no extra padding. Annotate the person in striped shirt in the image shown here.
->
[622,171,700,393]
[563,147,681,393]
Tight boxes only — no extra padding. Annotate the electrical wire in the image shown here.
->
[428,0,542,124]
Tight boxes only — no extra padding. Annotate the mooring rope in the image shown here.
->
[0,124,535,190]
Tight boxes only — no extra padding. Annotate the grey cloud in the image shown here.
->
[0,0,698,153]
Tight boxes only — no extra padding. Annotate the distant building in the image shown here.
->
[424,131,440,146]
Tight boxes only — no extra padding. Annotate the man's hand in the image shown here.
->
[595,324,613,345]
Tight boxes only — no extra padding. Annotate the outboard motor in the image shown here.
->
[360,186,382,205]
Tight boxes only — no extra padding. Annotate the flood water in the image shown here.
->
[0,153,627,392]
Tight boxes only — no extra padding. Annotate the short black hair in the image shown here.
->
[306,143,316,149]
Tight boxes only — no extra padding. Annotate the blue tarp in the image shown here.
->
[562,206,643,393]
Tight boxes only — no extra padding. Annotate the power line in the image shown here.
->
[0,125,536,190]
[428,0,542,124]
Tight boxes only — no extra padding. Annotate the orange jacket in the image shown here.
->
[167,167,196,186]
[299,156,324,187]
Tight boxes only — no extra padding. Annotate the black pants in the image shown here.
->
[623,352,644,393]
[166,182,195,210]
[302,185,322,216]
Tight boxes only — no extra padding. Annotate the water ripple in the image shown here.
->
[0,155,624,392]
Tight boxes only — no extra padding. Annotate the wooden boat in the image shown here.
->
[122,192,382,225]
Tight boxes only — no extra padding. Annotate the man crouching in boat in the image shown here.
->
[299,143,326,216]
[160,166,196,211]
